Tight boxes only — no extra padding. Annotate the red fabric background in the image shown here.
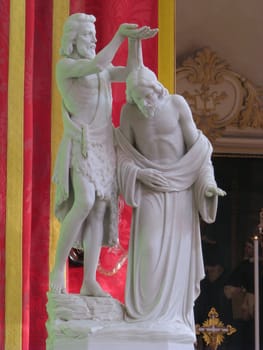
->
[23,0,53,347]
[30,1,52,346]
[22,3,34,348]
[68,0,158,302]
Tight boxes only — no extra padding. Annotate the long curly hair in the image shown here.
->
[60,13,96,57]
[125,66,157,104]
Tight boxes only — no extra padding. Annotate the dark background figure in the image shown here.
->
[224,236,263,350]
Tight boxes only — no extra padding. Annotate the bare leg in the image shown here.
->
[80,199,110,297]
[50,170,96,293]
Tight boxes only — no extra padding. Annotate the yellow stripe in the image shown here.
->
[49,1,70,271]
[5,1,25,349]
[158,0,175,93]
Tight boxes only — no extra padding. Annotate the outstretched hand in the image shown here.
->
[205,186,227,198]
[119,24,158,40]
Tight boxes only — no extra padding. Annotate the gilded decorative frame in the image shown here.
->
[177,48,263,156]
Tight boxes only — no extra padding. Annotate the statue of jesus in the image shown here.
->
[115,66,226,341]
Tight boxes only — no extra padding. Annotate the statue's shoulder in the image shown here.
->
[170,94,190,113]
[56,57,76,74]
[57,56,74,66]
[170,94,187,105]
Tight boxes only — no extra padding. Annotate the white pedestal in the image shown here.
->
[46,293,195,350]
[48,336,194,350]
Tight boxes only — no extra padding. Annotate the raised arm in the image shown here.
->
[95,24,140,71]
[125,26,158,71]
[109,26,158,82]
[56,24,142,80]
[57,24,157,82]
[56,57,100,81]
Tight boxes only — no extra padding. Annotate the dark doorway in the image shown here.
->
[201,156,263,270]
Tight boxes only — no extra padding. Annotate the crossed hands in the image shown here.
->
[137,169,168,187]
[137,169,227,198]
[118,23,158,40]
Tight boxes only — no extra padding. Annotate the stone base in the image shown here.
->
[47,337,194,350]
[46,292,124,322]
[46,293,196,350]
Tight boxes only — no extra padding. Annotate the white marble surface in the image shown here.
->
[46,292,124,321]
[46,293,196,350]
[48,337,195,350]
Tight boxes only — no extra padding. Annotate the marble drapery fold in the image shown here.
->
[115,128,218,341]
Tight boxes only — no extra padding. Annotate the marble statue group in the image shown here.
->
[49,12,226,341]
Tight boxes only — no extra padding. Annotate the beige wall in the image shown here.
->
[176,0,263,86]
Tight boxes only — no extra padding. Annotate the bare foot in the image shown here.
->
[49,270,67,294]
[80,280,110,297]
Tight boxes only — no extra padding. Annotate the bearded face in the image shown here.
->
[75,23,97,59]
[132,80,168,118]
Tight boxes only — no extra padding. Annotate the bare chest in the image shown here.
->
[61,74,112,125]
[135,103,180,141]
[132,108,185,163]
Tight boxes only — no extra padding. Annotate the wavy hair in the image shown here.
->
[60,13,96,57]
[126,66,157,104]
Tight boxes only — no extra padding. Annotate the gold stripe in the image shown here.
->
[158,0,175,93]
[49,1,70,271]
[5,1,25,349]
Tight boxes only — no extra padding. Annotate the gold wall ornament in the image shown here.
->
[179,48,230,85]
[196,307,236,350]
[238,80,263,129]
[177,48,263,156]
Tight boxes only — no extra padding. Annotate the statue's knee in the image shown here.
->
[75,196,95,216]
[93,201,107,220]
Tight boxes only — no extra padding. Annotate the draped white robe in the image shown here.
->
[115,128,218,341]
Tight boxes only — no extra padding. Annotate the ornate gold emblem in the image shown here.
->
[196,307,236,350]
[177,48,263,142]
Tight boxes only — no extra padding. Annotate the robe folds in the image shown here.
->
[115,128,218,339]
